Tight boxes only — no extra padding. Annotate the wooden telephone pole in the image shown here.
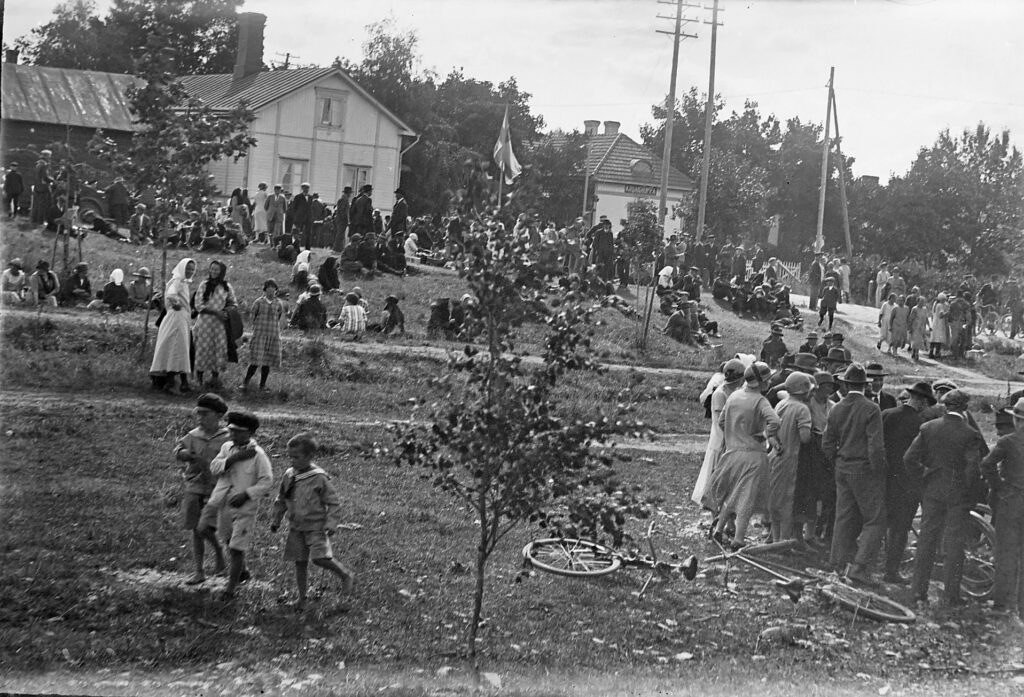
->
[830,86,854,258]
[694,0,723,243]
[814,67,835,255]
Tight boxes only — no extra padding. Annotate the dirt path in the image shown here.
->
[792,294,1017,394]
[0,387,708,455]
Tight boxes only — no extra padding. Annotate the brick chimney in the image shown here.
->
[583,120,600,136]
[5,49,19,64]
[603,120,620,136]
[233,12,266,80]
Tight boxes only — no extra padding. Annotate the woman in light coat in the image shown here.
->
[150,258,196,393]
[929,292,950,359]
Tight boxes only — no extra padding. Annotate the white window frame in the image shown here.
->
[279,158,308,195]
[315,88,348,131]
[343,165,371,191]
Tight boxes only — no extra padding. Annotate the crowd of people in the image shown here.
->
[693,346,1024,617]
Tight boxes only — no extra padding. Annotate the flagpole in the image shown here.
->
[497,162,504,213]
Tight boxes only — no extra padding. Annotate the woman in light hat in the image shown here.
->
[707,362,783,549]
[693,358,749,507]
[908,293,930,361]
[128,267,153,308]
[929,291,950,358]
[1,258,26,304]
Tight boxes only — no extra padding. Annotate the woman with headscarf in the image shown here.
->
[192,260,237,388]
[707,362,783,549]
[88,269,130,311]
[150,258,196,393]
[929,291,950,359]
[404,232,419,264]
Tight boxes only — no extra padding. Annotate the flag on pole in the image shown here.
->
[493,104,522,185]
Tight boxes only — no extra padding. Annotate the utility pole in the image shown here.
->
[695,0,723,243]
[655,0,698,238]
[830,85,853,258]
[814,67,834,255]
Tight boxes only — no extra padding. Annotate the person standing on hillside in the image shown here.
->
[264,184,287,242]
[818,277,841,331]
[105,176,131,227]
[807,252,826,311]
[349,184,374,238]
[767,372,813,543]
[875,262,891,308]
[30,150,53,225]
[289,183,313,250]
[4,163,25,219]
[905,389,985,606]
[252,183,269,244]
[822,363,887,586]
[388,188,409,235]
[693,358,748,508]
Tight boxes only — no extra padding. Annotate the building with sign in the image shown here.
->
[582,120,694,235]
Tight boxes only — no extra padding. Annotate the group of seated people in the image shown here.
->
[288,280,405,338]
[1,257,154,311]
[278,231,412,278]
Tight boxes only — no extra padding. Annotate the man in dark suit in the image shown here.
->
[289,183,313,249]
[105,176,132,226]
[264,184,287,241]
[349,184,374,237]
[904,389,986,605]
[880,381,936,584]
[332,186,352,252]
[807,252,826,311]
[388,188,409,234]
[822,363,888,586]
[4,162,25,218]
[866,363,898,412]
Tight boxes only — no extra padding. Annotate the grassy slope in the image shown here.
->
[2,402,1021,694]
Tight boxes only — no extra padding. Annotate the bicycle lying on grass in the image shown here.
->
[522,522,699,597]
[706,542,917,624]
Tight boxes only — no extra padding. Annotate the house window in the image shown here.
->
[344,165,371,191]
[280,158,307,194]
[316,89,347,130]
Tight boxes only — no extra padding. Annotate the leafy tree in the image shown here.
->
[18,0,242,75]
[393,229,649,667]
[509,130,588,226]
[89,31,255,345]
[617,198,662,286]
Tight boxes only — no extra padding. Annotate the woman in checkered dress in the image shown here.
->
[243,279,284,390]
[192,260,236,387]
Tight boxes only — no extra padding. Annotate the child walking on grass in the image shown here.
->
[243,279,284,392]
[199,410,274,600]
[270,432,355,607]
[175,393,230,585]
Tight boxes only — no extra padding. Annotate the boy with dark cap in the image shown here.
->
[175,393,230,585]
[199,410,274,599]
[271,432,355,608]
[760,324,788,369]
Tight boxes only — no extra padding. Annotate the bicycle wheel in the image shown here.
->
[819,583,916,623]
[523,538,621,578]
[961,511,996,600]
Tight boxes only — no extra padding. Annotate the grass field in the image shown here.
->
[4,220,1024,694]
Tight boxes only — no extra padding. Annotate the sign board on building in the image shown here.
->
[624,183,660,197]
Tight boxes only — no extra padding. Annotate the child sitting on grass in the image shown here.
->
[199,410,274,600]
[335,292,367,339]
[175,393,230,585]
[270,432,355,608]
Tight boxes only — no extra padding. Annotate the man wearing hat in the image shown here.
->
[799,330,819,355]
[865,363,897,411]
[798,370,840,542]
[818,276,841,331]
[808,252,826,311]
[265,184,287,240]
[59,262,92,306]
[105,176,132,227]
[30,149,53,225]
[905,389,986,605]
[128,267,153,308]
[980,398,1024,618]
[588,216,615,282]
[767,352,818,407]
[822,347,851,376]
[349,184,374,238]
[760,324,789,369]
[830,332,852,362]
[333,186,353,252]
[680,266,703,302]
[731,244,747,283]
[388,188,409,235]
[4,162,24,219]
[289,183,314,249]
[128,203,152,245]
[27,260,59,307]
[822,363,888,586]
[200,410,274,599]
[880,381,936,584]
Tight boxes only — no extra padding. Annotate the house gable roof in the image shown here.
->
[178,67,416,136]
[1,63,141,132]
[586,132,694,191]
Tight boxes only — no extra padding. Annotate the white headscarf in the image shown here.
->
[171,258,195,281]
[109,269,124,286]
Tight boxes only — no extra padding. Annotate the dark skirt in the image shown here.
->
[792,433,830,520]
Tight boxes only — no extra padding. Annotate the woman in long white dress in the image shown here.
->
[692,358,747,507]
[150,258,196,393]
[929,292,949,359]
[252,183,269,243]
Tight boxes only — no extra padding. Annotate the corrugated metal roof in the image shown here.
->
[544,132,693,191]
[2,63,141,131]
[178,67,416,135]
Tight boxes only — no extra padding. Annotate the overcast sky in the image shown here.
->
[5,0,1022,182]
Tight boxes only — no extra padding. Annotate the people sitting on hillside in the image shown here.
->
[28,260,60,307]
[316,256,340,293]
[87,269,131,312]
[367,295,405,336]
[332,292,367,339]
[711,273,734,302]
[2,258,27,304]
[128,267,153,308]
[59,262,93,306]
[289,283,327,331]
[128,204,153,245]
